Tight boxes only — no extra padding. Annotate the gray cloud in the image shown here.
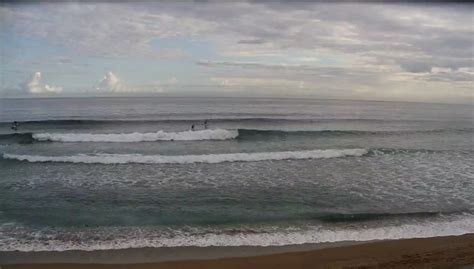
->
[197,59,472,103]
[3,2,472,70]
[399,60,432,73]
[58,57,73,64]
[237,39,267,45]
[1,2,472,102]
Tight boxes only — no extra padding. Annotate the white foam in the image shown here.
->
[32,129,238,142]
[2,149,368,164]
[1,214,473,251]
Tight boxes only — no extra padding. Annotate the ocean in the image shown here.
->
[0,97,473,251]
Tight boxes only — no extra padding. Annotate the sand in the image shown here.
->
[2,234,474,269]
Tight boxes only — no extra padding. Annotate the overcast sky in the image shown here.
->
[0,1,473,103]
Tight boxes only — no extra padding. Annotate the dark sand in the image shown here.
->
[2,234,474,269]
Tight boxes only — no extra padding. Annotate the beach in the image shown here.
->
[2,0,473,267]
[2,234,474,268]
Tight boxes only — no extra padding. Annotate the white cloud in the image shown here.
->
[210,76,308,90]
[94,73,178,94]
[1,2,472,103]
[149,77,179,93]
[22,72,63,94]
[168,77,178,85]
[0,3,215,58]
[96,71,127,92]
[3,3,472,70]
[431,67,452,74]
[150,81,165,93]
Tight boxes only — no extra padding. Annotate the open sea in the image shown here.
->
[0,97,473,251]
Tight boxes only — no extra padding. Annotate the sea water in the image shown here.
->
[0,97,473,251]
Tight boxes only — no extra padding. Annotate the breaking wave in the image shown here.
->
[3,127,470,145]
[2,148,368,164]
[1,213,473,251]
[32,129,238,142]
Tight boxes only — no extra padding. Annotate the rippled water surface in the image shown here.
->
[0,97,473,251]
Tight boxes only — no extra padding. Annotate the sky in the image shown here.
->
[0,1,473,104]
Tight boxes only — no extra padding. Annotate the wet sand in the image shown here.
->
[2,234,474,269]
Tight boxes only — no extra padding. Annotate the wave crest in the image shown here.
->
[32,129,238,142]
[2,149,368,164]
[1,213,473,251]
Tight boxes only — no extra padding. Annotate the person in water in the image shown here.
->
[204,120,208,129]
[191,124,195,131]
[11,121,19,131]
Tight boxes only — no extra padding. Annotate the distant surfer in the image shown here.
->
[11,121,19,131]
[191,124,195,131]
[204,120,208,129]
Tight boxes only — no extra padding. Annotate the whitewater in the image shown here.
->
[1,97,473,252]
[2,148,368,164]
[32,129,238,142]
[2,213,473,251]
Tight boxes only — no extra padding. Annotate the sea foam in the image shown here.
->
[1,213,472,251]
[2,148,368,164]
[32,129,238,142]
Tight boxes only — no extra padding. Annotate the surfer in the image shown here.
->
[191,124,195,131]
[11,121,19,131]
[204,120,208,129]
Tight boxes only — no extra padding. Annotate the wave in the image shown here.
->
[1,213,473,251]
[2,117,468,126]
[2,148,368,164]
[0,118,419,125]
[2,127,471,144]
[238,128,474,137]
[316,211,464,223]
[0,132,35,144]
[0,118,360,127]
[32,129,238,142]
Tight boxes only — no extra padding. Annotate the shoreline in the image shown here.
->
[1,234,474,268]
[0,240,368,265]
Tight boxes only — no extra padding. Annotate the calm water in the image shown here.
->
[0,97,473,251]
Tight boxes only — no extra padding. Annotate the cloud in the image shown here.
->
[210,77,305,89]
[237,39,267,45]
[58,57,72,64]
[1,2,472,103]
[21,72,63,94]
[200,58,472,103]
[149,77,179,93]
[3,3,472,70]
[94,72,178,93]
[96,71,127,92]
[0,3,214,58]
[399,60,432,73]
[426,67,474,82]
[168,77,178,85]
